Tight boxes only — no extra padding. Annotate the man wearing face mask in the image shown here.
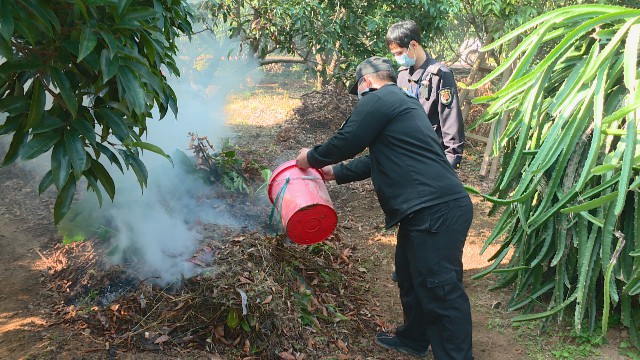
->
[387,20,465,171]
[296,56,474,360]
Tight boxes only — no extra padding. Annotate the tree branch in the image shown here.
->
[259,57,306,66]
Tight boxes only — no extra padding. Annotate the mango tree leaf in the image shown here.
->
[99,30,119,58]
[116,66,146,114]
[54,179,77,224]
[78,25,97,62]
[26,80,45,128]
[121,149,148,188]
[138,33,156,66]
[2,127,28,166]
[51,141,71,189]
[38,170,53,194]
[71,119,96,146]
[0,96,29,116]
[120,7,159,23]
[90,158,115,201]
[0,81,7,97]
[13,19,37,45]
[0,116,20,135]
[95,108,130,141]
[129,153,148,188]
[95,142,124,172]
[64,130,87,179]
[49,67,78,117]
[21,132,61,160]
[32,115,65,134]
[83,171,103,206]
[0,3,14,41]
[0,59,42,75]
[166,85,178,117]
[100,49,120,83]
[131,141,172,165]
[104,101,130,116]
[21,0,61,36]
[122,60,162,94]
[0,36,12,59]
[73,0,89,22]
[0,0,192,224]
[117,0,134,17]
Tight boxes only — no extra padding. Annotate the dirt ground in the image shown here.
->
[0,70,638,360]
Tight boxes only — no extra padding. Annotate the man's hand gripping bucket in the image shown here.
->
[268,160,337,245]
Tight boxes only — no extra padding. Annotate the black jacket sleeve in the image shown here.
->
[333,155,371,184]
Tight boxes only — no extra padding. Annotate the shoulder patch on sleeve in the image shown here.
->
[439,88,453,106]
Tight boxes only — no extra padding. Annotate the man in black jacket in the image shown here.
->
[296,57,474,360]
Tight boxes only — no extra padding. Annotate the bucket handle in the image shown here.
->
[270,175,323,184]
[269,176,290,234]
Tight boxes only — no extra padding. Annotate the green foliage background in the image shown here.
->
[0,0,193,223]
[202,0,459,86]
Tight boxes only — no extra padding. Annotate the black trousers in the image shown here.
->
[395,196,474,360]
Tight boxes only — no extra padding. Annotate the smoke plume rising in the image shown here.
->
[56,34,263,285]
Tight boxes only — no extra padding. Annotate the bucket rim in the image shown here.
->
[267,160,325,203]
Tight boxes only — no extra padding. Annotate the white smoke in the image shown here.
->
[58,33,263,285]
[65,162,236,284]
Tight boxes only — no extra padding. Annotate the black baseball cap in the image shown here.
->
[348,56,394,95]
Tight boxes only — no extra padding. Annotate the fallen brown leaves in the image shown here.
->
[276,84,358,150]
[40,222,389,358]
[294,84,357,131]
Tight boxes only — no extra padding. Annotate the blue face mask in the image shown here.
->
[357,78,370,99]
[394,46,416,67]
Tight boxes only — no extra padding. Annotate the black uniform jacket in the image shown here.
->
[397,56,465,168]
[307,84,468,228]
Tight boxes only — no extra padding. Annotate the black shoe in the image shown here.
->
[391,271,398,282]
[375,332,429,358]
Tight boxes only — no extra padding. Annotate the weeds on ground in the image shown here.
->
[619,340,640,359]
[508,319,640,359]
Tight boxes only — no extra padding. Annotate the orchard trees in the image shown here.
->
[203,0,458,87]
[0,0,193,223]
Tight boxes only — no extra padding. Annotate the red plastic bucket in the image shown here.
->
[268,160,337,245]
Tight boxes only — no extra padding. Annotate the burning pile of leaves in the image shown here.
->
[40,223,388,359]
